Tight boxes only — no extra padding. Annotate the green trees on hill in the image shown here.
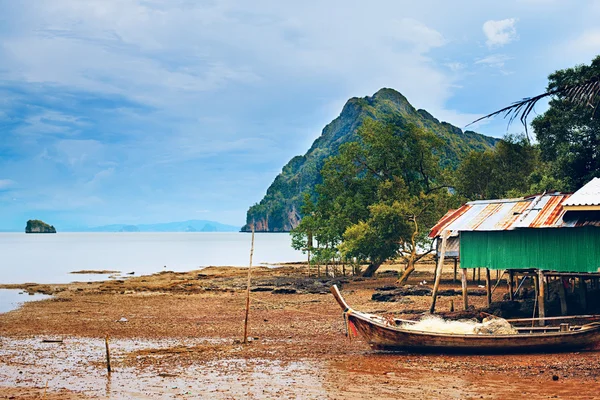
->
[245,88,497,232]
[292,119,459,278]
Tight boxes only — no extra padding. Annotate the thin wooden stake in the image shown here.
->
[429,231,449,314]
[243,224,255,344]
[105,334,111,374]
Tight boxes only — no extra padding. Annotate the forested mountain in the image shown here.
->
[242,88,498,232]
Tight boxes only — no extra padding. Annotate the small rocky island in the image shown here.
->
[25,219,57,233]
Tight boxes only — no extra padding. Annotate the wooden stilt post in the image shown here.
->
[508,270,515,301]
[472,268,476,282]
[538,270,546,326]
[477,268,481,285]
[485,268,492,307]
[461,267,469,311]
[453,258,457,283]
[558,278,568,316]
[243,224,255,344]
[430,231,449,314]
[578,278,588,311]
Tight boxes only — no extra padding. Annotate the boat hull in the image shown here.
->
[348,312,600,353]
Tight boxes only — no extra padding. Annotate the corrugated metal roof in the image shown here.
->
[563,177,600,207]
[429,192,600,238]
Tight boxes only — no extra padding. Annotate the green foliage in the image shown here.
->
[25,219,56,233]
[455,134,540,199]
[244,88,497,231]
[292,120,457,277]
[531,55,600,191]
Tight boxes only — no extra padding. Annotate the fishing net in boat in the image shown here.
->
[400,315,518,335]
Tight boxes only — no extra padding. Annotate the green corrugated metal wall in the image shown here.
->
[460,227,600,272]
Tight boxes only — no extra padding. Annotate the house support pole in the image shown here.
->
[508,270,515,301]
[558,278,568,316]
[453,258,457,283]
[538,270,546,327]
[485,268,492,307]
[430,231,449,314]
[461,268,469,311]
[578,278,587,311]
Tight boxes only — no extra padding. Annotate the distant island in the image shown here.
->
[25,219,57,234]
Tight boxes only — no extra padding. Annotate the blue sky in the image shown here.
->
[1,1,599,229]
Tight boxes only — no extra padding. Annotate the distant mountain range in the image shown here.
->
[0,220,240,233]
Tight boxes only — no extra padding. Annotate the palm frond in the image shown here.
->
[466,75,600,140]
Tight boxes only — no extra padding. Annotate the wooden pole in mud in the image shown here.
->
[243,224,255,344]
[105,334,111,374]
[429,231,448,314]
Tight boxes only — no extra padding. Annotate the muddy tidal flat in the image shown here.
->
[1,264,600,399]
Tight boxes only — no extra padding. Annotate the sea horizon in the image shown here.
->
[0,232,304,285]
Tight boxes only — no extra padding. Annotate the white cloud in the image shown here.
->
[475,54,513,68]
[445,62,466,72]
[563,29,600,61]
[483,18,518,48]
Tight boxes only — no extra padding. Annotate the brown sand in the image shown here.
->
[1,262,599,399]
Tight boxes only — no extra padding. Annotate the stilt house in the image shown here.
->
[429,178,600,320]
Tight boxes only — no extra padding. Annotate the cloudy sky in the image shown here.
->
[1,0,599,230]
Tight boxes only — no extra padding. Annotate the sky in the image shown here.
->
[1,0,599,230]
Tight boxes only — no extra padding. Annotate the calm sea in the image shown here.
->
[0,232,304,285]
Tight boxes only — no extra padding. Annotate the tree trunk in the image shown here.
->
[361,262,381,277]
[396,259,415,285]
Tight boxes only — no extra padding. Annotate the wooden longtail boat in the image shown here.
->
[331,285,600,353]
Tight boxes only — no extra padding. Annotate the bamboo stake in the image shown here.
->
[429,231,449,313]
[105,334,111,374]
[243,224,255,344]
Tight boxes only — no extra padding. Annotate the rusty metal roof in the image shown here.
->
[563,177,600,207]
[429,192,600,238]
